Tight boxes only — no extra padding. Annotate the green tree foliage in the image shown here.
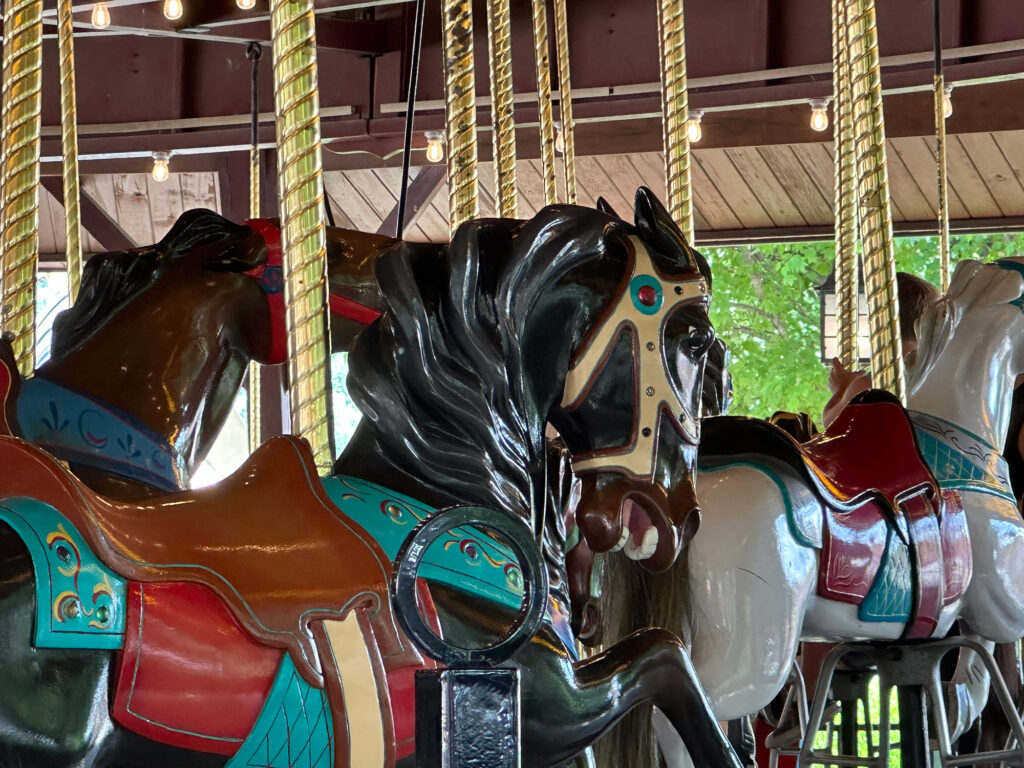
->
[704,233,1024,421]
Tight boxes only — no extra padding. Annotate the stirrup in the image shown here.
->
[795,637,1024,767]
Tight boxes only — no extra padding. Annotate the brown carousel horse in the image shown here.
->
[0,192,742,767]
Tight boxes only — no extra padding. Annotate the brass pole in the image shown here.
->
[847,0,905,402]
[247,41,263,454]
[659,0,694,244]
[269,0,333,471]
[530,0,557,206]
[832,0,860,368]
[552,0,576,204]
[442,0,480,234]
[1,0,44,375]
[485,0,518,218]
[57,0,83,303]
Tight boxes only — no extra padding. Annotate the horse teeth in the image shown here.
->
[611,526,629,552]
[625,527,659,561]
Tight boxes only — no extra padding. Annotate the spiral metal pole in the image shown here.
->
[57,0,83,303]
[247,41,263,454]
[552,0,576,204]
[530,0,557,206]
[659,0,694,245]
[1,0,44,376]
[934,0,950,293]
[485,0,518,218]
[847,0,905,402]
[442,0,480,234]
[832,0,860,368]
[269,0,333,471]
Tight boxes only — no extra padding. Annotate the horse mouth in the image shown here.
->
[611,498,660,561]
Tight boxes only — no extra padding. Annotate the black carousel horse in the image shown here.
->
[0,190,741,767]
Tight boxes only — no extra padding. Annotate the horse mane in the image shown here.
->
[347,205,632,518]
[50,210,247,359]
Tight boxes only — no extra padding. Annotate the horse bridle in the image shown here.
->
[244,219,288,365]
[560,236,710,481]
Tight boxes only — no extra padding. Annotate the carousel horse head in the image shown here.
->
[343,187,714,571]
[50,209,285,367]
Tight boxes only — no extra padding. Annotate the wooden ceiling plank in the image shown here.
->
[696,149,773,229]
[148,173,185,242]
[956,133,1024,217]
[940,135,1004,218]
[883,140,932,222]
[517,160,554,215]
[323,172,382,233]
[58,176,136,252]
[724,146,807,227]
[755,145,832,226]
[624,152,668,200]
[476,162,499,218]
[688,153,743,231]
[573,155,631,221]
[992,131,1024,201]
[892,138,969,219]
[180,172,220,215]
[39,182,62,257]
[790,144,834,212]
[601,154,651,211]
[111,174,155,245]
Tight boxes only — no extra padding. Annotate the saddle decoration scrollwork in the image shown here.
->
[0,497,126,650]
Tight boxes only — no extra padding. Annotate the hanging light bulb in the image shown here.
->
[554,122,565,154]
[91,2,111,28]
[151,152,171,183]
[236,0,257,8]
[686,110,704,143]
[163,0,184,20]
[809,99,830,132]
[942,84,953,119]
[424,130,445,164]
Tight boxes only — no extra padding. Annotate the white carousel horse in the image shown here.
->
[627,258,1024,763]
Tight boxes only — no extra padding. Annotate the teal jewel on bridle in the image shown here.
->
[17,377,186,492]
[910,410,1015,504]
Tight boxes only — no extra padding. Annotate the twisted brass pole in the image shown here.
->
[247,41,263,454]
[832,0,860,369]
[1,0,44,375]
[552,0,576,204]
[269,0,333,471]
[659,0,694,245]
[57,0,82,303]
[442,0,480,234]
[530,0,557,206]
[934,0,950,293]
[486,0,517,218]
[847,0,905,402]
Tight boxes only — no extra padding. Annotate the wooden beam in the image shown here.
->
[40,177,136,252]
[216,154,252,223]
[376,165,445,237]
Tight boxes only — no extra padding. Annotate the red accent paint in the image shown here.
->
[819,499,888,606]
[391,579,441,760]
[637,284,657,306]
[112,581,282,755]
[0,361,10,436]
[329,293,383,325]
[244,219,288,365]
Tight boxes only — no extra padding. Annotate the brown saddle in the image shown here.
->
[0,434,405,688]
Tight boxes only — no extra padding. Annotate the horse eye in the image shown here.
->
[688,328,715,355]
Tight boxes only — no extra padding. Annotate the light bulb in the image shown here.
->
[163,0,183,19]
[236,0,256,8]
[686,110,704,143]
[942,85,953,119]
[424,131,445,164]
[91,2,111,28]
[809,99,830,132]
[151,152,171,183]
[554,122,565,154]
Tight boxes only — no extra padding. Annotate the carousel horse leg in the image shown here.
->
[944,632,995,744]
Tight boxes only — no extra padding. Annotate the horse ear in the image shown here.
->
[633,187,677,242]
[596,196,620,219]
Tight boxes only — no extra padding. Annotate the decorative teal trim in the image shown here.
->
[911,413,1016,505]
[0,497,125,650]
[858,527,912,624]
[629,274,663,315]
[17,377,185,491]
[698,461,818,549]
[226,655,333,768]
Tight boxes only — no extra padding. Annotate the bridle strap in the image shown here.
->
[244,219,288,365]
[561,236,709,479]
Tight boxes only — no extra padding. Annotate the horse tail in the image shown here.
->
[594,549,694,768]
